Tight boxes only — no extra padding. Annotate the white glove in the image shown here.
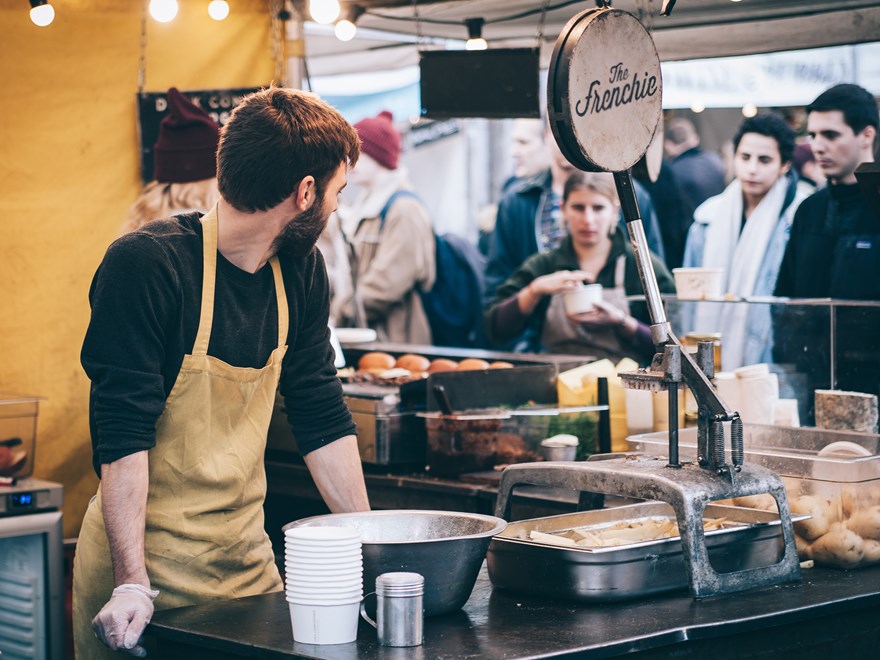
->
[92,583,160,657]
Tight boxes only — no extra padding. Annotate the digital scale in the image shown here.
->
[0,478,64,517]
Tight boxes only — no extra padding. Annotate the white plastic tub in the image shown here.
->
[672,267,724,300]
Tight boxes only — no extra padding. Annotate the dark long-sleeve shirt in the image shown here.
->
[81,213,355,475]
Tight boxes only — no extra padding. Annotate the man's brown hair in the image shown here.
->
[217,87,360,212]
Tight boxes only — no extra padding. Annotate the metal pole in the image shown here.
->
[613,170,669,344]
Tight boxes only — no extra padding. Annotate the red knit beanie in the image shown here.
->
[153,88,220,183]
[354,110,401,170]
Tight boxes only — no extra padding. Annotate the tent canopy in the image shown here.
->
[302,0,880,76]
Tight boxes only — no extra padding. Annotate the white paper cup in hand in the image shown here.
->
[562,283,603,315]
[289,601,360,645]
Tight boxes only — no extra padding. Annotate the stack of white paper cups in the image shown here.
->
[284,526,363,645]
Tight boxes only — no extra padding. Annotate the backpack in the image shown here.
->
[379,191,486,348]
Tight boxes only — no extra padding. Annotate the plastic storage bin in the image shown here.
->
[0,394,41,479]
[424,408,600,477]
[628,424,880,568]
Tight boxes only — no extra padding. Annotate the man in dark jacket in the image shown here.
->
[664,117,726,212]
[773,83,880,417]
[775,84,879,299]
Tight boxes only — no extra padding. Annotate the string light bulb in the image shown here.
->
[208,0,230,21]
[334,4,364,42]
[309,0,340,25]
[465,17,488,51]
[742,103,758,118]
[335,19,356,41]
[149,0,178,23]
[29,0,55,27]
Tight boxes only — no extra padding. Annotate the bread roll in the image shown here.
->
[457,358,490,371]
[427,358,458,373]
[395,353,430,373]
[489,361,514,369]
[358,352,396,373]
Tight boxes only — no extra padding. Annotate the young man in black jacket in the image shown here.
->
[773,83,879,419]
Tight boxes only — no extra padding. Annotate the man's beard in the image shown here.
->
[271,191,329,259]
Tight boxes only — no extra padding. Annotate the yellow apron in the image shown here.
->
[73,207,287,658]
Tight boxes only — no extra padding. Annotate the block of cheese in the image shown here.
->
[815,390,879,434]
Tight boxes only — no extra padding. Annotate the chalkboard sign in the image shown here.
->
[137,87,260,184]
[419,49,540,119]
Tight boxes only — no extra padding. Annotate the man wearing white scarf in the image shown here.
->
[682,113,808,370]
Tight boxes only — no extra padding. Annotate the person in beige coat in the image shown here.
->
[339,111,435,344]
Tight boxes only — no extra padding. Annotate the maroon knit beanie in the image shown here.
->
[354,110,401,170]
[153,88,220,183]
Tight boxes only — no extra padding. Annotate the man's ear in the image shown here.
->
[294,175,317,210]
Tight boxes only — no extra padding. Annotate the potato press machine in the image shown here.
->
[496,3,802,599]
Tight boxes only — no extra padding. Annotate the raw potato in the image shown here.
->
[845,506,880,541]
[809,524,864,568]
[861,539,880,564]
[732,494,777,511]
[841,486,880,518]
[790,495,830,541]
[795,534,813,560]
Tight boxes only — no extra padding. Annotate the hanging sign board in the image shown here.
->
[137,87,260,184]
[548,7,662,173]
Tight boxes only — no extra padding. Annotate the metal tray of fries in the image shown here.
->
[487,502,807,602]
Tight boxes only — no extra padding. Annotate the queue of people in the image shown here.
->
[120,83,878,374]
[331,85,876,374]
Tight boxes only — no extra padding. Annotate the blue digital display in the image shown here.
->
[11,493,34,507]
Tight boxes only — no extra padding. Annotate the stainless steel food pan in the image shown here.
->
[487,502,806,602]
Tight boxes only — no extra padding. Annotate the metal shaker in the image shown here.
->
[360,572,424,647]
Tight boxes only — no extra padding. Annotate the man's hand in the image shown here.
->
[304,435,370,512]
[92,583,160,657]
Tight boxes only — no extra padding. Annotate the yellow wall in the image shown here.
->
[0,0,274,537]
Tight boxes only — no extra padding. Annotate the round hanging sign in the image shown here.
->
[548,7,663,173]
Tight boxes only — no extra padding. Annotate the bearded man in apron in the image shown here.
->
[484,171,675,364]
[74,88,370,658]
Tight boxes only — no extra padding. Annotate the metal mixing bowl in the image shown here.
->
[283,510,507,616]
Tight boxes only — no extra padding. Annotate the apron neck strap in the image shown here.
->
[197,207,290,355]
[194,206,220,356]
[268,257,288,348]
